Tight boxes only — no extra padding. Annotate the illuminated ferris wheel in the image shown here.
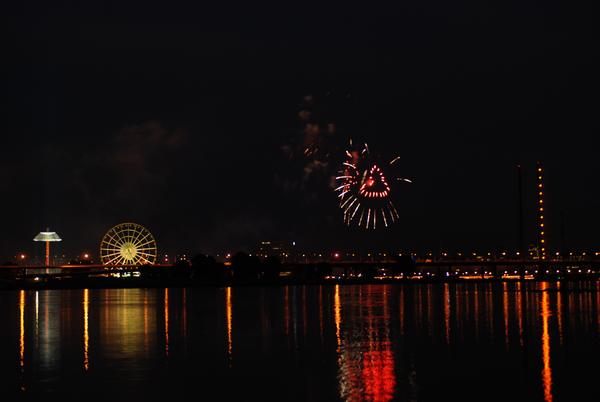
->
[100,223,157,266]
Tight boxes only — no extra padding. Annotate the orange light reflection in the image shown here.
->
[541,283,553,402]
[164,289,169,357]
[516,282,523,346]
[144,291,149,353]
[83,289,89,371]
[486,284,494,339]
[226,287,233,365]
[334,284,341,350]
[556,282,563,345]
[19,290,25,374]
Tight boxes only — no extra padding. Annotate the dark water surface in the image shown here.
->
[1,282,598,401]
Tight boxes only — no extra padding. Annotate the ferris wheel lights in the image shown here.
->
[100,223,157,266]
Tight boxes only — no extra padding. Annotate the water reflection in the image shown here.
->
[226,286,232,366]
[164,288,169,357]
[426,284,433,337]
[485,283,494,340]
[334,284,341,350]
[284,286,289,337]
[444,283,450,344]
[4,283,599,401]
[336,285,397,402]
[19,290,25,391]
[516,282,523,346]
[364,286,396,402]
[144,290,149,353]
[40,290,56,374]
[291,286,299,349]
[302,286,308,338]
[556,282,563,345]
[95,289,155,368]
[399,286,405,337]
[540,283,553,402]
[597,289,600,330]
[35,291,39,343]
[474,284,480,342]
[83,289,89,371]
[182,288,187,348]
[319,286,324,343]
[503,282,509,348]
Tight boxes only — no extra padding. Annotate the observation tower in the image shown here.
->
[33,229,62,267]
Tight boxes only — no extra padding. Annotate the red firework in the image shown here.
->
[335,141,411,229]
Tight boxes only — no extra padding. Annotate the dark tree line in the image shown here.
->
[140,252,284,283]
[139,252,416,284]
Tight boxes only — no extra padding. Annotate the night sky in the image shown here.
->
[2,1,596,259]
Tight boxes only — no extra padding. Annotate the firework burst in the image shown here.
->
[336,141,411,229]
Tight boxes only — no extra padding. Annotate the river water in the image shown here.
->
[1,282,598,401]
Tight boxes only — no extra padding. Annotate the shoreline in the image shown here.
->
[1,276,597,291]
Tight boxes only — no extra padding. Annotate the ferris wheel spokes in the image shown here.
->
[99,223,157,267]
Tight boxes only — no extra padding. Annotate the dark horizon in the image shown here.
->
[3,2,597,259]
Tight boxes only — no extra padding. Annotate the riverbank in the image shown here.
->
[1,275,598,291]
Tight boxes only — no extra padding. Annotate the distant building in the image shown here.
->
[529,244,541,260]
[256,240,295,261]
